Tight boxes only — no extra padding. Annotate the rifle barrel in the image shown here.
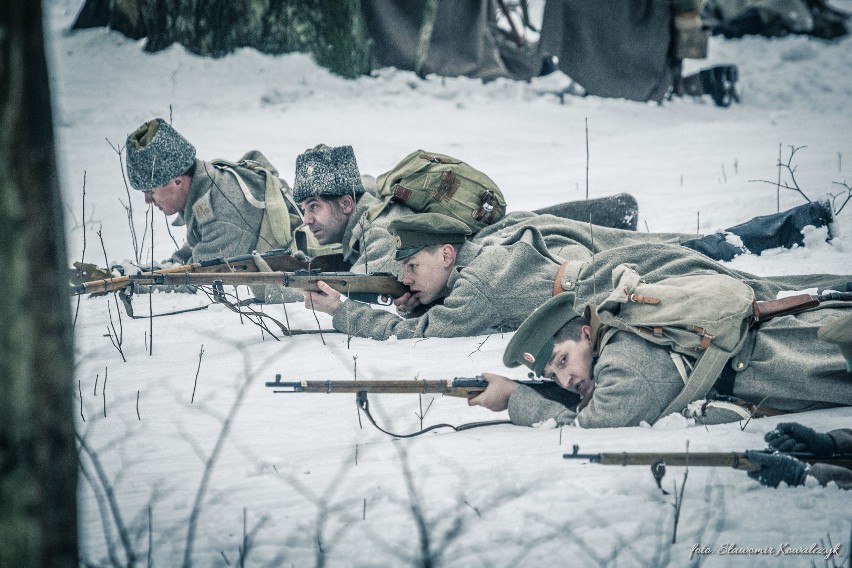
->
[266,377,487,397]
[265,376,547,398]
[563,451,852,472]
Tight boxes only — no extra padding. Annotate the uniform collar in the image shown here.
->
[342,192,382,260]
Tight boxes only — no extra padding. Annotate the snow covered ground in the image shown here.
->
[45,0,851,565]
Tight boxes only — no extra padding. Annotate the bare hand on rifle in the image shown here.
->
[303,280,342,315]
[468,373,519,412]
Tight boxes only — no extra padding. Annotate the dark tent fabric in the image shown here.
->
[361,0,540,81]
[540,0,674,102]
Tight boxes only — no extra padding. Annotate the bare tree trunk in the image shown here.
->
[0,1,78,566]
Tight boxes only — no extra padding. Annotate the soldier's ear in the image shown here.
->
[338,194,355,214]
[441,244,457,266]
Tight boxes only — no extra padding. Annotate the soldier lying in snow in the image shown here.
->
[302,209,845,340]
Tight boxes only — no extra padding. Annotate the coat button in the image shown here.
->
[736,362,744,369]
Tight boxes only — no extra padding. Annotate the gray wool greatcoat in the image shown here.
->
[507,305,852,428]
[170,151,282,265]
[331,212,850,340]
[339,192,417,276]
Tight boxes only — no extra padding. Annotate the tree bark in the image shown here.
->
[0,1,79,566]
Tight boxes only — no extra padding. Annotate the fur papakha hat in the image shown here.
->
[388,213,472,261]
[293,144,365,203]
[125,118,196,191]
[503,292,582,377]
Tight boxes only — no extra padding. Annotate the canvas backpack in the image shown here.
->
[373,150,507,234]
[595,263,756,423]
[211,158,339,258]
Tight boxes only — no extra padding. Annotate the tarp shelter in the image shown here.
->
[360,0,542,80]
[539,1,675,102]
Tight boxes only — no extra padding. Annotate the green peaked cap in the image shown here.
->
[388,213,472,261]
[503,292,582,377]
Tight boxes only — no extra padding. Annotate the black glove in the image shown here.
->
[745,450,809,488]
[764,423,837,456]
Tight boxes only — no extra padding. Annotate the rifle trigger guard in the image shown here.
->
[651,460,670,495]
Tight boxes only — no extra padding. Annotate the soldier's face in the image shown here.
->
[301,196,353,245]
[399,245,455,305]
[542,326,594,398]
[144,177,189,216]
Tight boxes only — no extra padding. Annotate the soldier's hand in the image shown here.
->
[394,292,421,314]
[745,450,809,488]
[292,250,311,263]
[765,423,837,456]
[303,280,342,315]
[468,373,519,412]
[252,251,274,272]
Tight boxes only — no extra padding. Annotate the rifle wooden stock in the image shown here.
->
[128,271,409,298]
[752,294,819,322]
[266,376,546,398]
[752,291,852,322]
[70,249,349,295]
[563,450,852,472]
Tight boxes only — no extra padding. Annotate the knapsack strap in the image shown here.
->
[217,164,266,209]
[261,175,296,250]
[656,343,730,422]
[669,352,691,384]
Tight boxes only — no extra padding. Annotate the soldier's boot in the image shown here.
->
[682,65,740,107]
[725,199,833,253]
[533,193,639,231]
[681,201,834,261]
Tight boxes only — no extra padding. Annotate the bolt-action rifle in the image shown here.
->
[563,446,852,491]
[70,248,350,296]
[119,270,409,305]
[266,375,541,397]
[266,375,581,437]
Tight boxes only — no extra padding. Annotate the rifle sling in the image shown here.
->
[356,392,510,438]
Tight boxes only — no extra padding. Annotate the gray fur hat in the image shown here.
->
[293,144,365,203]
[125,118,196,191]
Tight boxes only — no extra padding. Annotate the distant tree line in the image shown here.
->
[72,0,372,78]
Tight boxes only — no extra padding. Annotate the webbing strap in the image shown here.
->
[656,344,730,423]
[260,173,295,249]
[669,352,689,384]
[218,165,266,209]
